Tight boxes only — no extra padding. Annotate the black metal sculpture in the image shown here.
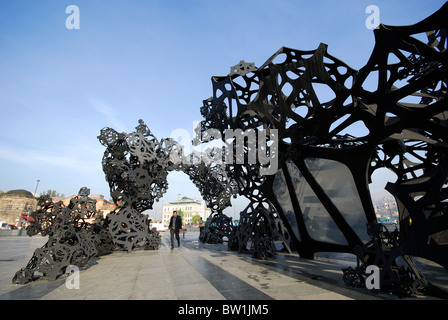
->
[93,3,447,296]
[12,3,447,298]
[97,121,167,252]
[195,3,448,295]
[342,222,429,297]
[13,188,115,284]
[228,201,292,260]
[199,213,234,244]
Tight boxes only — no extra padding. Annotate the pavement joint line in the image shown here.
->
[1,233,447,300]
[178,244,274,300]
[188,244,327,299]
[161,238,179,300]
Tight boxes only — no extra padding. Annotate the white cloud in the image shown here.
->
[87,95,128,133]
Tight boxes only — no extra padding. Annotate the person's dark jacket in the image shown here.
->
[169,215,182,231]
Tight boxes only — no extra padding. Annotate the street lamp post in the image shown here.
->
[34,180,40,197]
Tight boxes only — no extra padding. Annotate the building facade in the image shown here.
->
[0,190,37,227]
[162,197,211,228]
[373,196,399,224]
[0,190,115,227]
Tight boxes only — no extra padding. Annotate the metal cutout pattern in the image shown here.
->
[94,4,448,295]
[196,3,448,295]
[12,4,448,297]
[13,188,115,284]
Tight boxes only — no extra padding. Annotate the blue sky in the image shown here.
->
[0,0,445,219]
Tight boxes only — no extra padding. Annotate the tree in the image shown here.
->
[192,215,201,225]
[43,190,65,198]
[177,209,184,226]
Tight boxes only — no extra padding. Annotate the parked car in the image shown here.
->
[0,222,18,230]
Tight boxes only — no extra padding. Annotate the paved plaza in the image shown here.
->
[0,231,447,300]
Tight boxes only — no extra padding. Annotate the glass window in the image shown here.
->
[273,168,301,241]
[304,158,370,243]
[286,160,347,245]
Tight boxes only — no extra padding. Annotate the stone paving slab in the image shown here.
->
[0,232,446,301]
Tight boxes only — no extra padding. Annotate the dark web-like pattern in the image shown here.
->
[195,4,448,296]
[14,4,448,297]
[13,188,116,284]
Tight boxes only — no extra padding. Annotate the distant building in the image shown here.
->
[162,197,211,227]
[0,190,37,226]
[374,196,399,223]
[0,190,115,227]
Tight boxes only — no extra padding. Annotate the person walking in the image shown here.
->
[168,211,182,249]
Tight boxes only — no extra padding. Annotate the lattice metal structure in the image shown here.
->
[98,121,168,252]
[98,120,236,247]
[342,222,430,297]
[13,188,114,284]
[195,3,448,295]
[13,4,447,296]
[94,4,447,295]
[228,201,292,260]
[199,213,234,244]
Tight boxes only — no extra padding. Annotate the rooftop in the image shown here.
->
[2,189,34,198]
[168,197,201,205]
